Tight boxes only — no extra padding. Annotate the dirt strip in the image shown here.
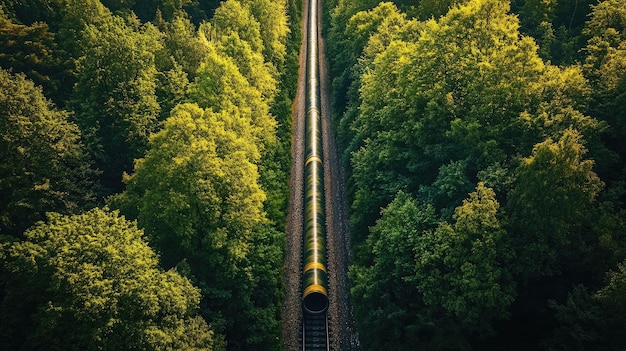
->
[281,0,308,347]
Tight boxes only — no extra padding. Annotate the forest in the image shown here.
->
[324,0,626,349]
[2,0,626,350]
[0,0,300,350]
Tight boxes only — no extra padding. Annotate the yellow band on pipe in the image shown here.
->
[307,106,320,114]
[305,156,322,166]
[303,284,328,297]
[303,262,327,273]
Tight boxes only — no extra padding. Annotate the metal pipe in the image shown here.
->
[302,0,328,315]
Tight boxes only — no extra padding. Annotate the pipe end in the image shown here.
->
[303,291,329,315]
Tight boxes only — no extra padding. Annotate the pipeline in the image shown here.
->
[301,0,329,315]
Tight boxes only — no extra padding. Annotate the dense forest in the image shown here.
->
[3,0,626,349]
[325,0,626,349]
[0,0,301,350]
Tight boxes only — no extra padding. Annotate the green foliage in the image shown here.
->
[0,1,293,350]
[188,45,276,152]
[0,0,65,27]
[351,184,515,350]
[595,262,626,345]
[163,14,209,77]
[327,0,626,348]
[583,0,626,187]
[238,0,290,67]
[56,0,111,52]
[260,0,301,228]
[0,69,97,238]
[70,14,164,193]
[0,208,219,351]
[111,103,281,350]
[520,0,556,29]
[511,0,593,65]
[544,285,602,350]
[546,262,626,350]
[351,0,538,236]
[415,183,515,331]
[414,0,465,19]
[350,192,439,351]
[509,129,603,279]
[326,0,388,120]
[210,0,263,54]
[113,103,264,259]
[0,14,73,105]
[348,0,601,240]
[216,32,278,102]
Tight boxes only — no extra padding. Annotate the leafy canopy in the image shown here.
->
[0,208,218,351]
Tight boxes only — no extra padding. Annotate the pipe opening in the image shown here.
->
[303,291,329,315]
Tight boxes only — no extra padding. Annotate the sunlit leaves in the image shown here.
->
[238,0,290,67]
[0,209,217,350]
[412,184,514,337]
[188,44,277,152]
[0,1,291,350]
[583,1,626,176]
[217,33,278,102]
[349,0,601,238]
[71,14,164,193]
[583,0,626,41]
[164,14,210,77]
[110,102,275,349]
[352,184,514,349]
[0,15,72,105]
[331,0,622,347]
[509,129,603,278]
[114,103,264,255]
[351,0,544,233]
[0,69,97,237]
[211,0,263,54]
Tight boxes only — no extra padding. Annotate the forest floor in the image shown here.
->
[281,0,360,349]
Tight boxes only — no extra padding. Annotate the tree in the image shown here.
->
[351,184,515,350]
[56,0,111,53]
[333,2,410,167]
[414,0,463,19]
[350,192,438,351]
[0,208,220,351]
[216,32,277,103]
[0,0,65,27]
[210,0,263,54]
[112,103,264,265]
[349,0,598,239]
[583,0,626,186]
[351,0,536,237]
[238,0,290,68]
[412,183,515,346]
[594,261,626,348]
[111,103,280,350]
[70,14,164,193]
[327,0,625,348]
[188,48,276,151]
[0,69,97,238]
[163,14,209,77]
[0,13,73,105]
[544,261,626,351]
[327,0,392,129]
[508,129,603,279]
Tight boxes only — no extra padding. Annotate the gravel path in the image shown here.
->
[282,0,360,350]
